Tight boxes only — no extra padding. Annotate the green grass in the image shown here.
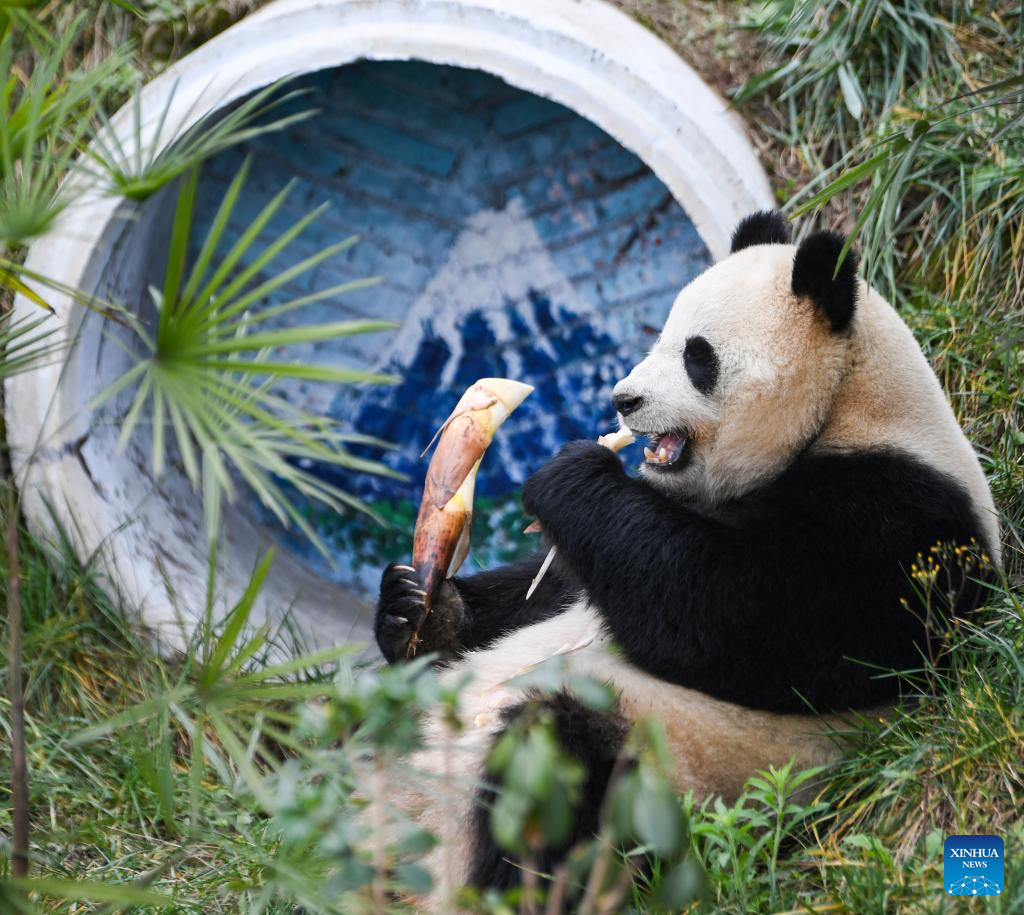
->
[682,592,1024,913]
[0,512,347,912]
[745,3,1024,328]
[2,508,1021,912]
[0,514,242,910]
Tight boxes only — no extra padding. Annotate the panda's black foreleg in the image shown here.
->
[468,691,630,895]
[374,554,576,664]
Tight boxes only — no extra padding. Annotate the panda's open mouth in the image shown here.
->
[643,430,689,468]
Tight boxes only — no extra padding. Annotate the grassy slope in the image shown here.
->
[0,523,241,910]
[2,1,1022,912]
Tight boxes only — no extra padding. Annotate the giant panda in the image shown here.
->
[372,212,999,906]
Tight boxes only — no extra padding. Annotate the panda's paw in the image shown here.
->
[375,563,424,662]
[375,563,465,663]
[522,440,622,522]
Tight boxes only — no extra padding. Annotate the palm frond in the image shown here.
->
[92,161,399,555]
[0,20,129,247]
[0,309,60,378]
[83,77,317,201]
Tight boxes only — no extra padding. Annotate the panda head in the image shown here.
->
[613,211,861,504]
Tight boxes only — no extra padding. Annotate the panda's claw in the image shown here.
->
[376,611,416,663]
[405,631,423,658]
[396,585,428,604]
[380,612,411,630]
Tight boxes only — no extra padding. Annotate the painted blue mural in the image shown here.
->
[191,61,711,596]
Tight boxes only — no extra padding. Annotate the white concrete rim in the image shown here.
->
[6,0,772,649]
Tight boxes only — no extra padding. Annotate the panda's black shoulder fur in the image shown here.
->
[440,440,994,714]
[730,209,790,252]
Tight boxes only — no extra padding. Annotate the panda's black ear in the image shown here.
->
[730,210,790,253]
[791,230,859,332]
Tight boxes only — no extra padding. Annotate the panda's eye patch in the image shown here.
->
[683,335,719,395]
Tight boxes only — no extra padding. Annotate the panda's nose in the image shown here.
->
[613,391,645,416]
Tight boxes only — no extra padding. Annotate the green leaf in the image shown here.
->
[142,709,177,834]
[208,709,275,810]
[202,550,275,686]
[0,311,61,378]
[654,857,709,909]
[188,181,296,319]
[181,157,251,308]
[0,265,53,311]
[837,62,865,121]
[233,643,358,685]
[161,166,198,330]
[70,684,193,744]
[196,359,400,385]
[210,275,382,336]
[192,196,327,329]
[116,371,154,452]
[187,319,397,355]
[609,769,638,842]
[951,72,1024,101]
[732,60,800,103]
[396,828,439,857]
[394,862,433,895]
[188,714,206,828]
[197,233,360,330]
[633,776,684,857]
[790,143,902,217]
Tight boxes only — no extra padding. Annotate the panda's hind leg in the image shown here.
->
[467,691,630,893]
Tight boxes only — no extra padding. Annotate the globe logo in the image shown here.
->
[944,835,1004,896]
[948,875,1001,896]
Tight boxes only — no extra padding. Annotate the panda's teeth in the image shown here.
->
[644,431,687,466]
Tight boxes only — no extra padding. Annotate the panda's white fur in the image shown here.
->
[820,282,999,558]
[373,217,999,909]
